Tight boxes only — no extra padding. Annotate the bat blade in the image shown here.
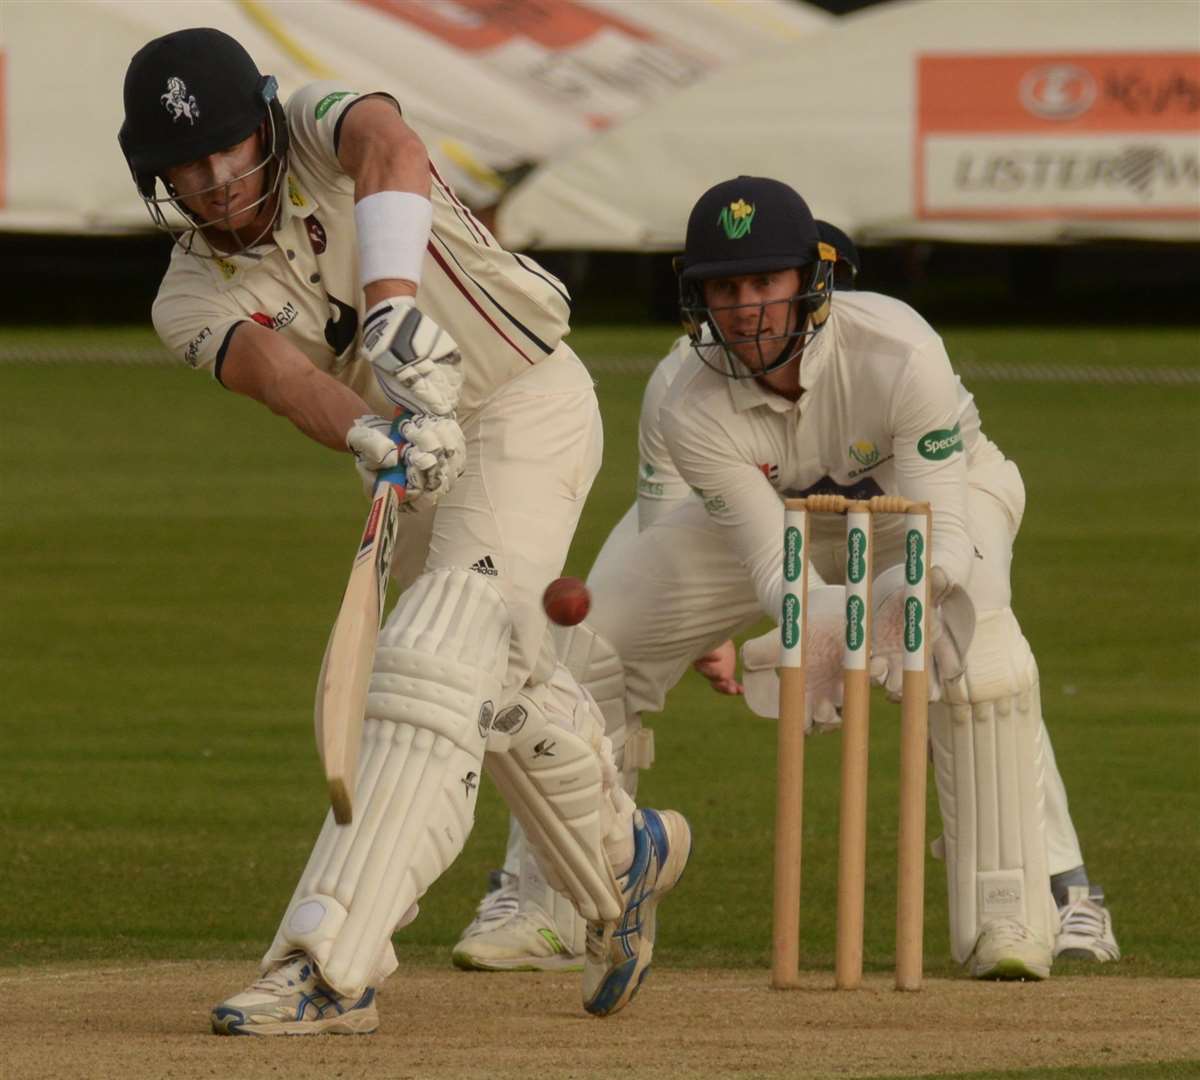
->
[316,477,402,825]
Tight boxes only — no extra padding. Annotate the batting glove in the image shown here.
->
[346,412,466,509]
[361,297,463,417]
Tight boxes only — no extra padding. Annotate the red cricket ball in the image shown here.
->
[542,576,591,627]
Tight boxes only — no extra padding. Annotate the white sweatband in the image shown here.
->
[354,190,433,287]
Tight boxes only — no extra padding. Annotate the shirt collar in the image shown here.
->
[195,168,318,287]
[719,313,835,416]
[725,362,794,414]
[278,170,320,225]
[798,312,833,393]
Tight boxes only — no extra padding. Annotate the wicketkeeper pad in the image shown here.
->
[930,607,1059,964]
[263,568,510,996]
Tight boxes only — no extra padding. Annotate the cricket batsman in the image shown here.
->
[118,27,691,1034]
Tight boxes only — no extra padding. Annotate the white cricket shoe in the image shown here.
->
[455,869,519,943]
[583,808,692,1017]
[452,909,584,972]
[1054,885,1121,962]
[453,863,586,972]
[968,917,1052,981]
[211,954,378,1036]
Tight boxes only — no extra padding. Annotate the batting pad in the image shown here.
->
[555,620,654,795]
[486,664,626,923]
[931,607,1058,964]
[263,569,510,997]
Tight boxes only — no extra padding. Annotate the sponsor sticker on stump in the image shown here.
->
[782,593,802,653]
[847,527,867,583]
[844,509,871,669]
[903,518,928,670]
[846,595,866,652]
[782,509,808,667]
[784,526,803,583]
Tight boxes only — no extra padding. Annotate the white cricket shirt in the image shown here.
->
[659,291,989,620]
[153,82,571,416]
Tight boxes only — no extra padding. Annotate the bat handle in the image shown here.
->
[373,408,411,496]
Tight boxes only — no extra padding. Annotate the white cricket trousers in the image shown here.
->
[389,341,603,694]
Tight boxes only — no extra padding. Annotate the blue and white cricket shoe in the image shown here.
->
[211,953,378,1036]
[583,808,692,1017]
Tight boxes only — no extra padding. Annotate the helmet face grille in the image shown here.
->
[135,100,288,260]
[677,245,835,380]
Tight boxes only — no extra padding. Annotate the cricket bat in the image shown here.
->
[315,413,408,825]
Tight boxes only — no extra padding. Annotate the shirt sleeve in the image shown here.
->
[151,270,245,377]
[636,340,695,530]
[888,336,973,587]
[286,82,400,186]
[661,389,822,624]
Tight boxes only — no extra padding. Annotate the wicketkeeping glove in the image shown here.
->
[361,297,463,417]
[740,584,847,734]
[346,412,466,510]
[869,564,976,703]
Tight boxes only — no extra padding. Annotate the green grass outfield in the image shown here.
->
[1,324,1197,993]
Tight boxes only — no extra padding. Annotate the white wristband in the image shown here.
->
[354,190,433,287]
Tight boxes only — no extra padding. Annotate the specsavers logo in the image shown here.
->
[783,525,804,584]
[782,593,801,650]
[918,422,963,461]
[314,91,353,120]
[692,486,727,514]
[638,463,664,498]
[718,198,755,240]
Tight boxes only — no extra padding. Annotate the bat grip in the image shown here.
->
[374,408,411,495]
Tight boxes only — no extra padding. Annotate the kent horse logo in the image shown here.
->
[161,77,199,125]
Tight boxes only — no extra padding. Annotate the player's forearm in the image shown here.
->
[265,364,373,451]
[221,325,371,451]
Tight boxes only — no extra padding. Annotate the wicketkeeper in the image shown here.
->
[118,27,691,1035]
[457,178,1119,981]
